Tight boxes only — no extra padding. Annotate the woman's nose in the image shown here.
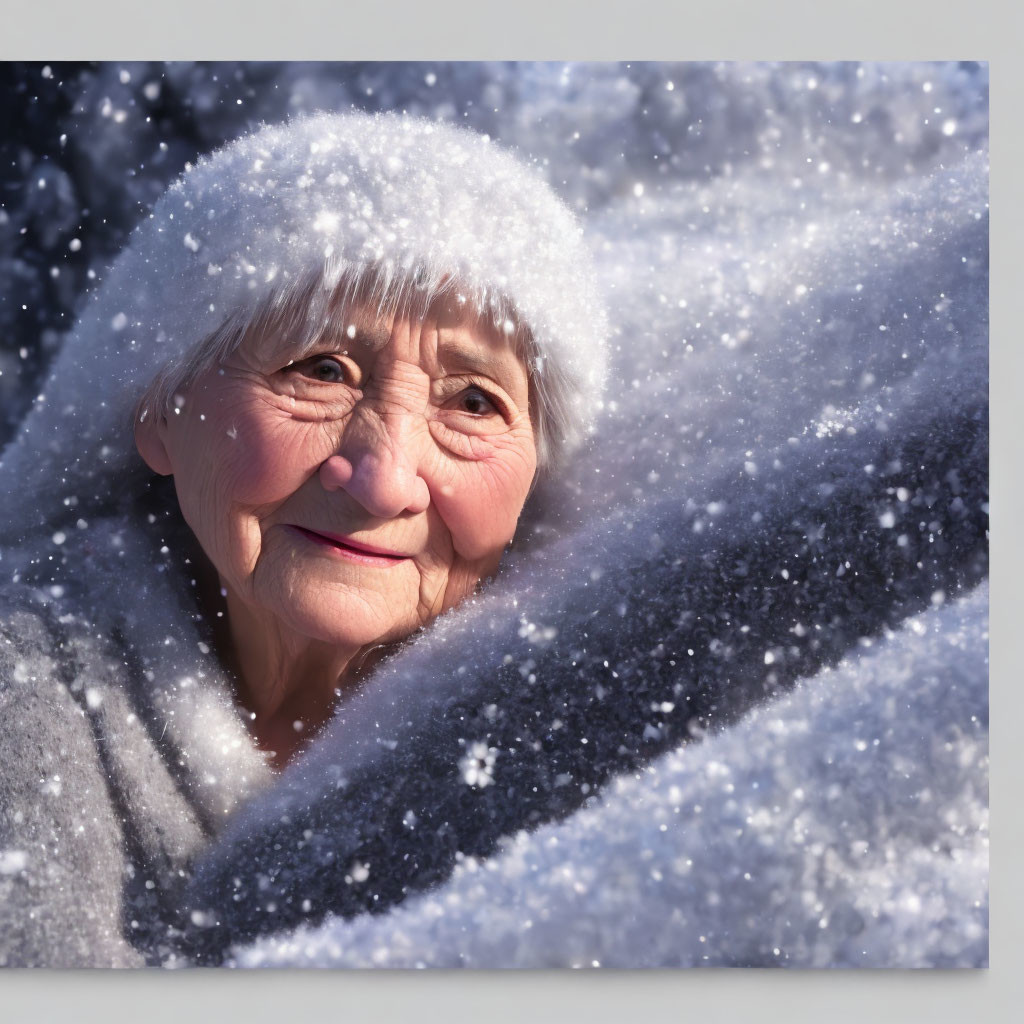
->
[318,414,430,518]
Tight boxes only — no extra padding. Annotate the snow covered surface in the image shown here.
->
[0,62,988,968]
[234,586,988,969]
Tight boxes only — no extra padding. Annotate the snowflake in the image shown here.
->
[460,742,498,788]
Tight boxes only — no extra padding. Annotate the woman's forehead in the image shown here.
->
[352,301,521,368]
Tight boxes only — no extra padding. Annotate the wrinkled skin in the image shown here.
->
[136,298,537,765]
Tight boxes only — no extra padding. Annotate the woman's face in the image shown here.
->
[137,298,537,651]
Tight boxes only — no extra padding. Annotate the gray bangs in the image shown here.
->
[138,261,575,472]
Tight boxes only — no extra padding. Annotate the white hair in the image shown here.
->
[141,258,577,473]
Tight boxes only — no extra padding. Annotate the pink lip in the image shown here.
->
[288,526,411,564]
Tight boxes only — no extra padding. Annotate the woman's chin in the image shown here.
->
[245,553,418,647]
[260,590,417,653]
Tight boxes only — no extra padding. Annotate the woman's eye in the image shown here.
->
[289,356,349,383]
[458,388,499,416]
[310,357,346,382]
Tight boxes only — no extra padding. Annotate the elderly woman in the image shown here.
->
[0,113,604,966]
[134,283,540,767]
[0,108,989,971]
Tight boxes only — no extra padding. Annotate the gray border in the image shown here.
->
[1,0,1017,1020]
[0,0,1011,59]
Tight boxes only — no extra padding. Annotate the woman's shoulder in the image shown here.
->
[0,583,115,825]
[0,582,120,699]
[0,585,75,700]
[0,583,143,967]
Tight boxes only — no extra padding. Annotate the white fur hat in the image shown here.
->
[1,112,607,532]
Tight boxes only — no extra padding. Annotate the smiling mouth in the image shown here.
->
[288,526,410,565]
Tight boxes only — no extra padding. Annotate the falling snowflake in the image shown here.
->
[460,742,498,788]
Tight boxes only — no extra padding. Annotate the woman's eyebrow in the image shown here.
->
[342,322,393,351]
[438,342,519,383]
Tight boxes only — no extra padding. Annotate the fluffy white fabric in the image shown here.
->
[234,586,988,969]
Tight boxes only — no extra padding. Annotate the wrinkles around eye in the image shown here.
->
[263,361,524,439]
[428,419,517,460]
[282,353,362,386]
[433,376,516,420]
[264,374,361,422]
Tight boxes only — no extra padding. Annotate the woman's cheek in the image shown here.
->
[433,452,535,561]
[204,405,331,506]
